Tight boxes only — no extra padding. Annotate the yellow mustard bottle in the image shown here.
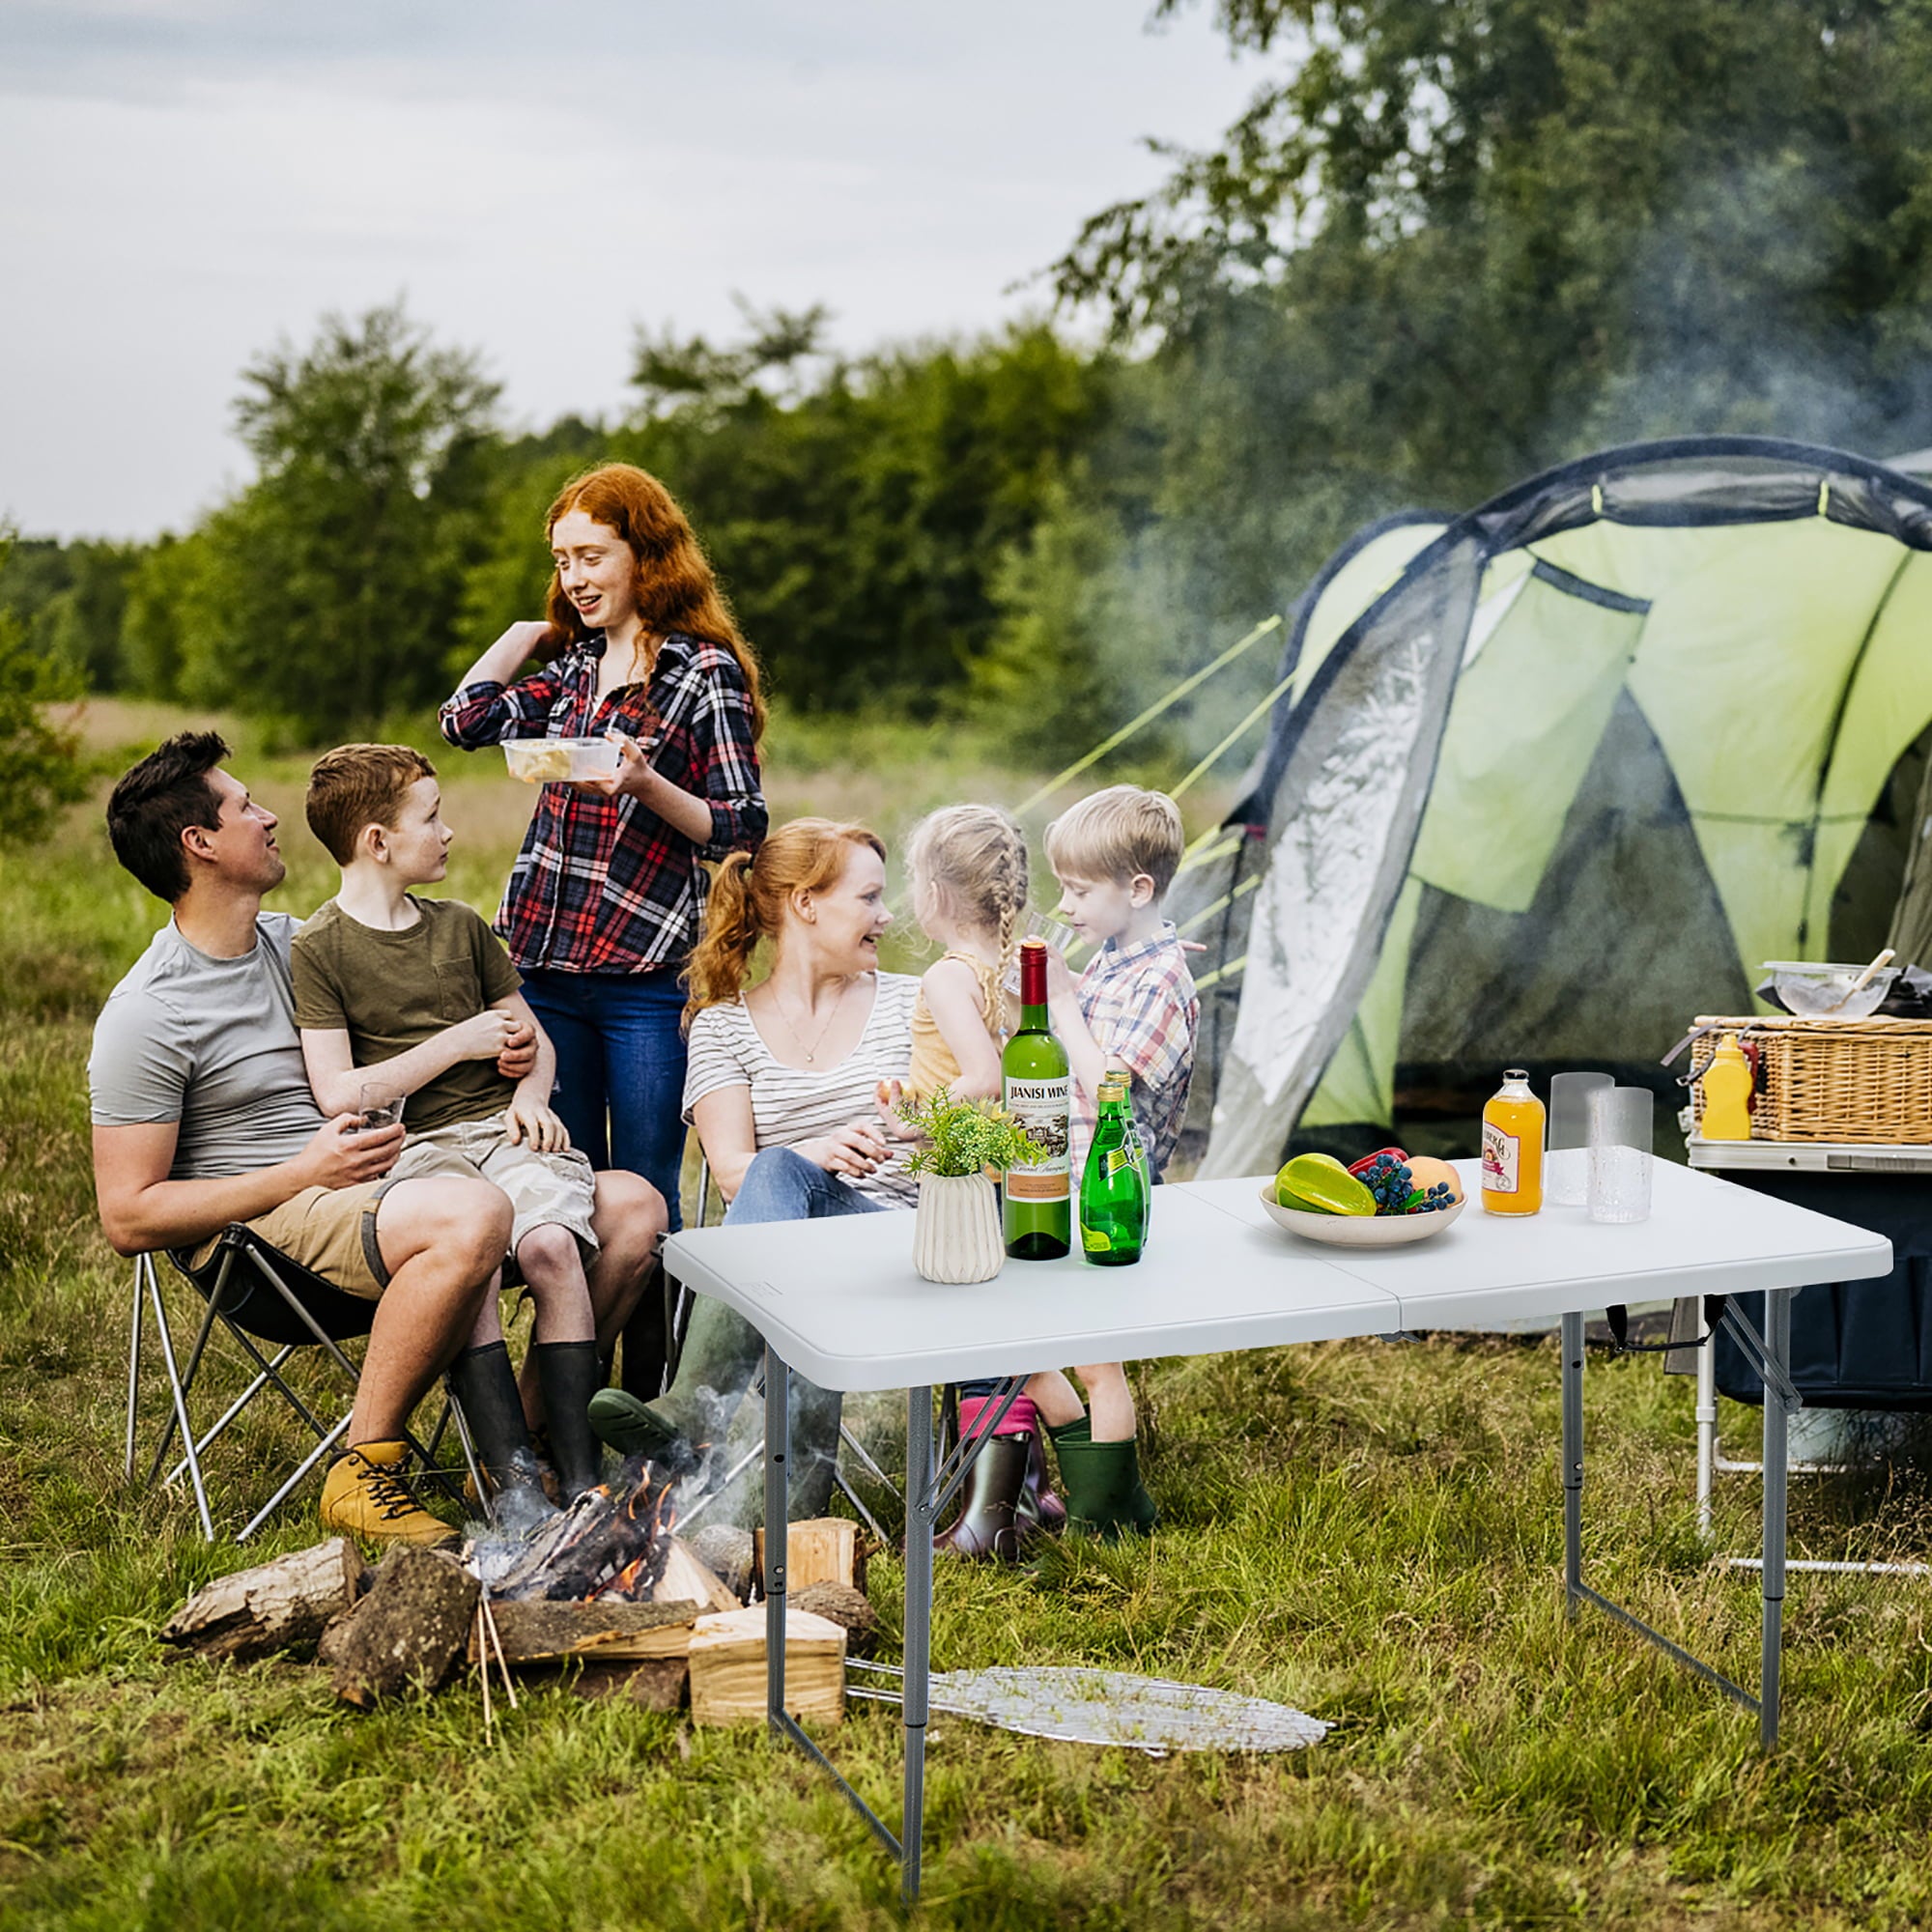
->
[1482,1068,1545,1215]
[1700,1033,1754,1141]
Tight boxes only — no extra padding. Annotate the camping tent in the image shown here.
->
[1176,437,1932,1179]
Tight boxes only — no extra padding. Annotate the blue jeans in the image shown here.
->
[521,966,687,1234]
[661,1148,886,1517]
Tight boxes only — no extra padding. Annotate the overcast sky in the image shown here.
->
[0,2,1261,541]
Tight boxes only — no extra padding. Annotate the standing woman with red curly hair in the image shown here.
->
[440,464,767,1393]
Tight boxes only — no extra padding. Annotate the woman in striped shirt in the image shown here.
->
[587,818,917,1516]
[440,464,767,1394]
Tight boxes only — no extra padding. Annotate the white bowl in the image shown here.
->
[503,736,621,784]
[1257,1183,1465,1247]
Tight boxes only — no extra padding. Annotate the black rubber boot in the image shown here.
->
[618,1262,669,1401]
[447,1341,556,1520]
[935,1432,1030,1562]
[1048,1419,1158,1540]
[533,1339,605,1501]
[1016,1426,1067,1539]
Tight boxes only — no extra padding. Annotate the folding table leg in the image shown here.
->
[754,1343,905,1866]
[1695,1328,1718,1544]
[1561,1310,1584,1610]
[902,1382,933,1907]
[764,1346,789,1728]
[1760,1287,1791,1745]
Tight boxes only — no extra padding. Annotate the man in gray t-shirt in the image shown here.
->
[90,732,532,1548]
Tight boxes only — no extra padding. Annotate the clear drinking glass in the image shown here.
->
[1003,912,1078,993]
[1547,1071,1613,1207]
[355,1081,406,1133]
[1586,1085,1653,1224]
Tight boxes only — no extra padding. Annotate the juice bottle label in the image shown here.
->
[1481,1121,1520,1194]
[1005,1076,1070,1200]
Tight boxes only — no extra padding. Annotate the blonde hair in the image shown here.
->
[684,818,888,1019]
[1044,784,1184,898]
[905,805,1030,1037]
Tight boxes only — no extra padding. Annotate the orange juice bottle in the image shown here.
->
[1481,1068,1545,1215]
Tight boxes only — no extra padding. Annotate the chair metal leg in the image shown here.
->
[238,1414,354,1544]
[143,1262,229,1490]
[125,1256,150,1485]
[165,1347,299,1487]
[440,1390,493,1527]
[145,1267,214,1539]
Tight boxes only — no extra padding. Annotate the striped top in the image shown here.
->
[682,972,920,1206]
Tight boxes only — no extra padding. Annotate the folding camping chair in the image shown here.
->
[125,1223,488,1543]
[665,1151,904,1542]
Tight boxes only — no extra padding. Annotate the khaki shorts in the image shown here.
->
[194,1179,393,1299]
[390,1113,600,1261]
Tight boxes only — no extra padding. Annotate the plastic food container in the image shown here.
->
[502,737,621,784]
[1762,960,1901,1019]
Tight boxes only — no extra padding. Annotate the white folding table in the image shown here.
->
[661,1157,1889,1904]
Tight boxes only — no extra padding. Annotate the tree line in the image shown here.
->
[12,0,1932,769]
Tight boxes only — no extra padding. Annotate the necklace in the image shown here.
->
[769,980,848,1065]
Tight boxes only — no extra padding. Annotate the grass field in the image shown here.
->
[4,701,1932,1929]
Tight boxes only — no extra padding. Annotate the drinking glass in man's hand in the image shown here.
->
[354,1081,406,1134]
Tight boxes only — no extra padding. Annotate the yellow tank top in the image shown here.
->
[906,950,1006,1100]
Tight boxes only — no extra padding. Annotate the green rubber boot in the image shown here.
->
[1047,1418,1158,1540]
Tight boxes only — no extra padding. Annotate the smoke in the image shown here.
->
[1580,150,1932,462]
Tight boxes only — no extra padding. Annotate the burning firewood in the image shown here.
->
[485,1457,677,1603]
[651,1538,740,1615]
[468,1598,699,1666]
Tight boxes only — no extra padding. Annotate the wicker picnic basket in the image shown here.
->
[1688,1013,1932,1143]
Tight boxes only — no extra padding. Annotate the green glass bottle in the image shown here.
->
[1080,1076,1147,1266]
[1001,938,1071,1260]
[1122,1089,1152,1251]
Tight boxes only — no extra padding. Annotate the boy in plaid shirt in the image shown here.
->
[1003,786,1197,1541]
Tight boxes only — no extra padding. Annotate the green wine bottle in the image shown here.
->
[1080,1076,1147,1266]
[1002,938,1071,1260]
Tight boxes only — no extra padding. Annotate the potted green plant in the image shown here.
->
[896,1087,1043,1284]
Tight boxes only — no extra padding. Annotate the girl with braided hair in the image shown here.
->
[897,805,1030,1104]
[892,806,1074,1558]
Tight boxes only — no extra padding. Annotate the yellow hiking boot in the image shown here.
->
[320,1441,457,1548]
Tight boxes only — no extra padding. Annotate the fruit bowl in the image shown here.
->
[1257,1184,1465,1247]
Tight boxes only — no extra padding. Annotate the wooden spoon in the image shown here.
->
[1837,947,1896,1007]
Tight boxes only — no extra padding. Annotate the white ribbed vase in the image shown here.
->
[913,1173,1006,1284]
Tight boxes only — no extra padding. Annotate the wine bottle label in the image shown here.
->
[1481,1121,1520,1193]
[1004,1075,1070,1200]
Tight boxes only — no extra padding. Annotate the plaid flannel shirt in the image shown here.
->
[439,631,766,974]
[1070,922,1199,1178]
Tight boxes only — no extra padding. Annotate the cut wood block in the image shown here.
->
[469,1597,698,1665]
[753,1518,859,1593]
[687,1605,845,1728]
[651,1537,739,1615]
[161,1537,365,1663]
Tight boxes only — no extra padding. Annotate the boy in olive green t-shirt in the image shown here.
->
[290,744,605,1509]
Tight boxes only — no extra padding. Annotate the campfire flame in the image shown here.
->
[468,1455,681,1605]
